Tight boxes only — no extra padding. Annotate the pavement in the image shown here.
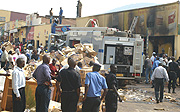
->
[117,82,180,112]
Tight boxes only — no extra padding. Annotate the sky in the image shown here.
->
[0,0,178,18]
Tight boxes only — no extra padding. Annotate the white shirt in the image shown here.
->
[150,56,155,62]
[159,58,166,66]
[151,66,169,82]
[12,67,26,97]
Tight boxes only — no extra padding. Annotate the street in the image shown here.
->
[117,81,180,112]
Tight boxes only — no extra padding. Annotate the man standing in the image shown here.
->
[168,57,179,93]
[1,46,9,70]
[82,63,108,112]
[57,57,81,112]
[151,63,169,103]
[77,0,82,18]
[33,55,51,112]
[50,8,53,24]
[12,58,26,112]
[144,56,152,84]
[59,7,63,24]
[105,64,122,112]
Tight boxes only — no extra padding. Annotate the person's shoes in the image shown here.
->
[156,100,159,103]
[145,82,149,84]
[168,89,170,93]
[172,91,176,93]
[160,100,163,102]
[151,85,154,88]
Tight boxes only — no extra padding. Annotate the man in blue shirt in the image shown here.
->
[33,55,51,112]
[152,57,160,70]
[82,63,108,112]
[59,7,63,24]
[152,57,160,88]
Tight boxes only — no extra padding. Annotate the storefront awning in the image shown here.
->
[9,29,18,33]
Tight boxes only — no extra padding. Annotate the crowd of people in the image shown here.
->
[0,41,122,112]
[144,51,180,103]
[0,41,49,71]
[2,41,180,111]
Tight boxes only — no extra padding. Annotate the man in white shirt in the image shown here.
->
[151,63,169,103]
[12,58,26,112]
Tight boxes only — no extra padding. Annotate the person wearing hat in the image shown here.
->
[82,63,108,112]
[151,63,169,103]
[168,57,179,93]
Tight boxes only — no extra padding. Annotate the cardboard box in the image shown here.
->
[71,54,83,62]
[80,57,95,67]
[79,68,92,79]
[83,43,93,50]
[99,69,109,77]
[86,48,98,57]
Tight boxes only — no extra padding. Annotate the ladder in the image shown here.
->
[129,16,139,33]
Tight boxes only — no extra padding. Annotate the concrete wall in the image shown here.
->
[0,10,11,24]
[34,24,51,48]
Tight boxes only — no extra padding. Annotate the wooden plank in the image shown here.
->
[1,77,9,110]
[1,77,57,111]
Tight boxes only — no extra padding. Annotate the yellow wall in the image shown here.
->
[34,24,51,48]
[0,10,11,24]
[175,35,180,59]
[18,27,26,42]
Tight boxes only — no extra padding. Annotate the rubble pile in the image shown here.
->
[118,88,155,103]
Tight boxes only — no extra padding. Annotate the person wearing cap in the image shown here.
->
[105,64,122,112]
[82,63,108,112]
[150,52,156,65]
[57,57,81,112]
[151,63,169,103]
[168,57,179,93]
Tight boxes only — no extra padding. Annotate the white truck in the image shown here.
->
[66,27,144,87]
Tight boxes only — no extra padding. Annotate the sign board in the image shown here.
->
[55,25,70,34]
[26,26,34,40]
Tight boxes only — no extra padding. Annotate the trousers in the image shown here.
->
[168,71,177,89]
[61,92,79,112]
[154,78,164,101]
[105,91,117,112]
[82,97,101,112]
[12,87,26,112]
[35,85,51,112]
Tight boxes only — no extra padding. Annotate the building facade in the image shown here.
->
[76,2,180,58]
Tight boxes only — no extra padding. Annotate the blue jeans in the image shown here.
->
[35,85,51,112]
[145,67,152,83]
[50,16,53,24]
[59,16,62,24]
